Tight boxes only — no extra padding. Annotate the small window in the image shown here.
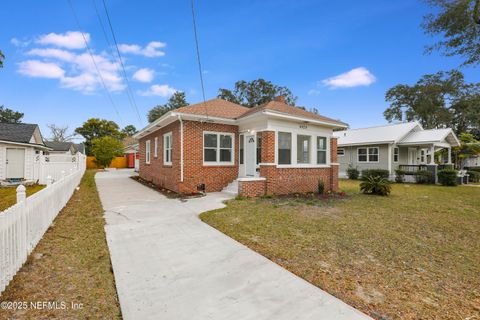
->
[240,135,244,165]
[164,132,172,165]
[145,140,151,164]
[278,132,292,165]
[219,134,232,162]
[358,148,367,162]
[337,148,345,156]
[317,137,327,164]
[256,136,262,165]
[154,137,158,158]
[368,147,379,162]
[297,135,311,164]
[393,147,399,162]
[203,132,234,165]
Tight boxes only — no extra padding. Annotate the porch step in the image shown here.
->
[222,179,238,196]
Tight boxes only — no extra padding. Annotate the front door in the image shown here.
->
[6,148,25,179]
[245,134,256,177]
[408,148,417,165]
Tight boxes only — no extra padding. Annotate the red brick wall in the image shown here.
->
[238,179,266,197]
[260,131,275,163]
[330,138,339,191]
[330,137,338,164]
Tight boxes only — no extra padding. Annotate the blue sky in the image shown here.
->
[0,0,478,139]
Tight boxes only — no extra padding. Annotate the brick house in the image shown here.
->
[134,96,347,197]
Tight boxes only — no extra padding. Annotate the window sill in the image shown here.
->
[163,163,172,167]
[202,163,236,167]
[277,164,331,169]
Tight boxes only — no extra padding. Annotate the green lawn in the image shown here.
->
[201,180,480,320]
[0,185,45,212]
[0,171,121,319]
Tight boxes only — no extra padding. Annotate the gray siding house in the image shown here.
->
[333,122,460,180]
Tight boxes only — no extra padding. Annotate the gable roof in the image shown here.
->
[398,128,460,146]
[0,122,44,145]
[333,122,420,146]
[238,100,347,127]
[44,141,75,151]
[175,99,250,119]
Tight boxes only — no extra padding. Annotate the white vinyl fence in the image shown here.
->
[0,158,86,294]
[33,153,86,185]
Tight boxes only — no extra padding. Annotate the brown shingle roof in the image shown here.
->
[175,98,250,119]
[238,100,347,126]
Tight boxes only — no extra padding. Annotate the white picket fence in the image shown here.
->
[33,153,86,184]
[0,161,86,294]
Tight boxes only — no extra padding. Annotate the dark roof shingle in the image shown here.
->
[44,141,74,151]
[0,122,40,144]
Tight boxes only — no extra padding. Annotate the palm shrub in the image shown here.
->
[394,169,405,183]
[347,165,359,180]
[414,170,433,184]
[437,169,457,186]
[362,169,390,179]
[360,176,391,196]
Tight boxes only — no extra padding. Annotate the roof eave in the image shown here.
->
[262,110,348,129]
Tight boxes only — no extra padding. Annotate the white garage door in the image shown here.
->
[6,148,25,179]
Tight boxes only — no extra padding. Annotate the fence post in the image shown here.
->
[46,176,53,186]
[16,185,26,203]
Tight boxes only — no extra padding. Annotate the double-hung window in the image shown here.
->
[358,147,379,162]
[256,136,262,165]
[368,147,379,162]
[317,137,327,164]
[393,147,399,162]
[203,132,234,165]
[278,132,292,165]
[154,137,158,158]
[164,132,172,165]
[358,148,367,162]
[145,140,151,164]
[297,135,311,164]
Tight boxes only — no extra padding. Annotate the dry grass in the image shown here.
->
[201,180,480,319]
[0,185,45,212]
[0,170,121,319]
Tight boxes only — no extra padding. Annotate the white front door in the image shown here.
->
[245,134,256,177]
[408,148,417,165]
[6,148,25,179]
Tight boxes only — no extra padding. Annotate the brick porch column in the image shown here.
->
[259,131,276,194]
[330,137,339,191]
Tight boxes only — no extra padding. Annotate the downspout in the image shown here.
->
[178,115,184,182]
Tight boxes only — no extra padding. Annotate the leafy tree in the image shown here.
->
[75,118,124,155]
[122,125,138,136]
[0,105,24,123]
[91,136,123,168]
[422,0,480,66]
[217,79,297,107]
[148,91,188,123]
[454,133,480,168]
[384,70,480,133]
[0,50,4,68]
[47,124,75,142]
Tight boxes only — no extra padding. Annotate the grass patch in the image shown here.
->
[201,180,480,319]
[0,170,121,319]
[0,185,45,212]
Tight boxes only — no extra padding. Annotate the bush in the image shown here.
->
[91,136,124,168]
[362,169,390,179]
[347,166,359,180]
[394,169,405,183]
[467,170,480,182]
[414,170,433,184]
[437,169,458,186]
[360,176,391,196]
[318,180,325,194]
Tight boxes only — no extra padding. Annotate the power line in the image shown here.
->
[101,0,143,126]
[67,0,123,125]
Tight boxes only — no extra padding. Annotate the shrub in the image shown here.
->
[347,166,360,180]
[394,169,405,183]
[362,169,390,179]
[360,176,391,196]
[437,169,458,186]
[414,170,433,184]
[91,136,123,168]
[318,180,325,194]
[467,170,480,182]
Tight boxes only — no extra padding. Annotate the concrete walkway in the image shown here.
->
[96,170,371,320]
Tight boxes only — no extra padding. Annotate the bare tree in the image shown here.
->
[47,124,76,142]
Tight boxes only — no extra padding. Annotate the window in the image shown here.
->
[369,147,379,162]
[163,132,172,165]
[278,132,292,165]
[420,149,426,163]
[145,140,151,164]
[154,137,158,158]
[297,135,311,164]
[317,137,327,164]
[256,136,262,164]
[337,148,345,156]
[240,135,244,165]
[393,147,399,162]
[203,132,234,165]
[358,148,367,162]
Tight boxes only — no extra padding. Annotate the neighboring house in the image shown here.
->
[464,155,479,168]
[44,141,77,155]
[0,122,50,181]
[122,137,139,170]
[333,122,460,180]
[74,143,86,155]
[134,96,347,197]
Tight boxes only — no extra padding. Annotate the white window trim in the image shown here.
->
[145,140,151,164]
[154,137,158,158]
[203,131,235,166]
[393,147,399,163]
[163,132,172,165]
[316,136,328,165]
[337,148,345,156]
[357,147,379,163]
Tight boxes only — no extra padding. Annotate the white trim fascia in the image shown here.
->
[0,140,51,150]
[337,141,395,147]
[262,110,348,129]
[394,122,422,144]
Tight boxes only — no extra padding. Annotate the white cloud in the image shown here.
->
[119,41,166,57]
[36,31,89,49]
[139,84,177,97]
[27,48,76,61]
[11,37,30,47]
[18,60,65,79]
[307,89,321,96]
[132,68,154,83]
[322,67,376,89]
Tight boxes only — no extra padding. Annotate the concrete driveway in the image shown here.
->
[96,169,371,320]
